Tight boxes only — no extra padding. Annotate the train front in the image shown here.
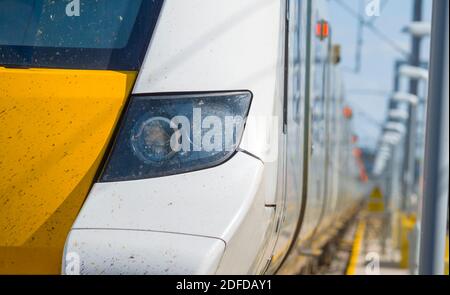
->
[0,0,285,274]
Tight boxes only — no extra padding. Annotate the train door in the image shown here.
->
[298,1,331,248]
[265,0,308,273]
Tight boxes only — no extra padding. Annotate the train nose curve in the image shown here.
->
[62,152,269,275]
[63,229,225,275]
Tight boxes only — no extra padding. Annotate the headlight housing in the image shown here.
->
[100,91,252,182]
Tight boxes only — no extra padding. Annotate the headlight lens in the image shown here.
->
[100,91,252,182]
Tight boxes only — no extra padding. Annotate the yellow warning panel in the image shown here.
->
[0,67,136,274]
[367,187,385,213]
[370,187,383,199]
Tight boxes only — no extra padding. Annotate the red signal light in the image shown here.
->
[343,106,353,119]
[316,20,330,40]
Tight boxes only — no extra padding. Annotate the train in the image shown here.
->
[0,0,367,274]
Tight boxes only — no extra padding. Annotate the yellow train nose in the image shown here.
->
[0,67,136,274]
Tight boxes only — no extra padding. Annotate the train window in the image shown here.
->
[0,0,164,70]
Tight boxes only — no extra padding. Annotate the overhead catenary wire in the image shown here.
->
[333,0,410,58]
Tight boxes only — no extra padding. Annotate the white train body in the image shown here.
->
[59,0,365,275]
[0,0,363,274]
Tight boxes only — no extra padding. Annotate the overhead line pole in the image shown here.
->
[419,0,449,275]
[386,60,406,215]
[401,0,423,211]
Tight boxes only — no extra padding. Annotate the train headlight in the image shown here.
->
[100,91,252,182]
[130,116,178,164]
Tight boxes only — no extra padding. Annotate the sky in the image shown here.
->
[328,0,433,151]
